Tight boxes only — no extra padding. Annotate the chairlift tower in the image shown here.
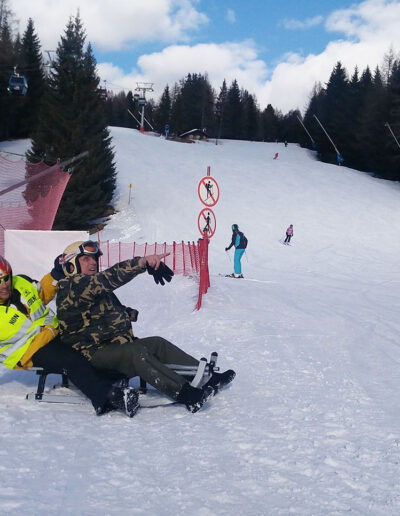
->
[134,82,154,132]
[44,50,56,77]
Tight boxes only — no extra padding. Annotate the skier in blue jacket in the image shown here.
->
[225,224,247,278]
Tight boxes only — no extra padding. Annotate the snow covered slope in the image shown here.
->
[1,129,400,514]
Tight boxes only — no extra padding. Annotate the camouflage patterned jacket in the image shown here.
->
[56,258,146,359]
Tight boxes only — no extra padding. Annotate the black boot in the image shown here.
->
[203,369,236,393]
[107,386,140,418]
[177,382,214,413]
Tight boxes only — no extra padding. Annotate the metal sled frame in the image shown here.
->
[26,352,219,404]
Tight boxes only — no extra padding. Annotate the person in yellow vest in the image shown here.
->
[0,255,138,417]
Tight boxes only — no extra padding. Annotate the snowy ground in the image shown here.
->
[1,129,400,514]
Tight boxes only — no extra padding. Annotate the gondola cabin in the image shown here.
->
[8,74,28,96]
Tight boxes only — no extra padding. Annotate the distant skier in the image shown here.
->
[225,224,248,278]
[273,152,279,160]
[284,141,288,147]
[284,224,293,245]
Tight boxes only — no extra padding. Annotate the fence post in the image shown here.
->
[182,241,186,275]
[132,241,136,258]
[173,241,176,272]
[188,241,195,272]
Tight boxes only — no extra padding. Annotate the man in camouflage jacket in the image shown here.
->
[56,241,231,412]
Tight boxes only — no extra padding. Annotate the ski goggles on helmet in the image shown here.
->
[78,241,103,257]
[0,274,11,285]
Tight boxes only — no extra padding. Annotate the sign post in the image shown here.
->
[197,167,219,238]
[128,183,133,204]
[195,166,220,309]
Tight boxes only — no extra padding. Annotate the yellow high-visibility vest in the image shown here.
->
[0,276,58,369]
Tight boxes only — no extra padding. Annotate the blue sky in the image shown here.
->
[12,0,400,112]
[94,0,351,69]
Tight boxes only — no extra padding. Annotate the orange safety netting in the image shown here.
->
[0,155,71,255]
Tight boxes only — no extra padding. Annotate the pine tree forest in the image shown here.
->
[1,0,400,232]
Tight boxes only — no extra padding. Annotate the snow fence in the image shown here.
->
[97,238,210,310]
[0,155,71,256]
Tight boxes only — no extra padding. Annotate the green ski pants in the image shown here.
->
[90,336,199,400]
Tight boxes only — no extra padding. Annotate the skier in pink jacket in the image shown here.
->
[284,224,293,245]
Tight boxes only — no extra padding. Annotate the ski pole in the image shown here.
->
[244,250,248,262]
[225,250,232,263]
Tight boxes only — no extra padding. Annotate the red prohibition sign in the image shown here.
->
[198,176,220,207]
[198,208,216,238]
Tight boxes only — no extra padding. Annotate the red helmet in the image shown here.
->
[0,255,12,279]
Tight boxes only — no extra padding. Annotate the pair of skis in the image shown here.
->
[219,273,244,279]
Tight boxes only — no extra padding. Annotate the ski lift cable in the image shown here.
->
[103,81,132,92]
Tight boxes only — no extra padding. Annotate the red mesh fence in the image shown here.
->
[97,238,210,310]
[196,237,210,310]
[0,156,71,255]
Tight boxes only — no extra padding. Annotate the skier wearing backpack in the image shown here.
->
[225,224,247,278]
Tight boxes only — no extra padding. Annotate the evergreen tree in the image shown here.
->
[126,90,137,128]
[261,104,279,142]
[27,14,116,230]
[316,62,350,164]
[169,86,185,135]
[153,85,171,134]
[240,90,260,140]
[107,91,132,128]
[302,83,325,150]
[350,66,378,171]
[0,7,16,139]
[18,18,46,137]
[224,80,242,139]
[177,73,214,133]
[215,79,228,141]
[280,109,303,143]
[385,60,400,180]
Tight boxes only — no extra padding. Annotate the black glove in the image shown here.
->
[146,262,174,286]
[126,307,139,322]
[50,254,65,281]
[225,247,229,251]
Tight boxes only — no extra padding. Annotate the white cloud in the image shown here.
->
[282,15,324,30]
[325,0,400,42]
[98,40,269,102]
[11,0,208,51]
[226,9,236,24]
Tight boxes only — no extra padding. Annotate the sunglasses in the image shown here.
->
[0,274,10,285]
